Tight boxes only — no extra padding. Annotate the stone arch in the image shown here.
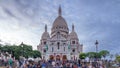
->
[56,55,60,60]
[49,55,54,60]
[62,55,67,61]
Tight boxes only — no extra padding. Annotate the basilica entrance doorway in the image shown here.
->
[56,55,60,60]
[62,55,67,61]
[49,55,54,60]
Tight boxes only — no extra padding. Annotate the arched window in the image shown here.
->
[52,47,54,52]
[57,42,60,49]
[52,43,54,45]
[72,49,75,52]
[63,43,66,45]
[44,49,46,53]
[76,42,78,44]
[72,41,75,44]
[64,47,65,51]
[44,42,46,45]
[57,31,60,34]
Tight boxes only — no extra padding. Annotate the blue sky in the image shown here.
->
[0,0,120,54]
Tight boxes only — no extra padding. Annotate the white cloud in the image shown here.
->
[0,0,120,54]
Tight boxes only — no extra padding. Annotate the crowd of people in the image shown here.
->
[0,56,113,68]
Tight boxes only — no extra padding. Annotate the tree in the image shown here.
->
[87,52,96,58]
[32,50,41,58]
[95,52,101,59]
[87,52,102,58]
[0,43,41,59]
[99,50,109,59]
[109,54,113,60]
[13,46,21,59]
[0,45,2,50]
[116,56,120,64]
[19,43,32,58]
[87,52,96,61]
[79,53,86,59]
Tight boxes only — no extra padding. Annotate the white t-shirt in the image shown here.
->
[100,66,103,68]
[52,61,55,67]
[88,65,92,68]
[0,57,1,60]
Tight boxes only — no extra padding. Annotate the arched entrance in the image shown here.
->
[56,55,60,60]
[49,55,54,60]
[62,55,67,61]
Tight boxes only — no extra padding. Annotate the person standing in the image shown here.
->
[88,64,92,68]
[41,61,47,68]
[52,61,56,68]
[8,58,13,68]
[73,63,78,68]
[55,63,60,68]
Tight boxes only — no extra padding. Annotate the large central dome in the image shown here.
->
[51,6,69,39]
[53,16,68,28]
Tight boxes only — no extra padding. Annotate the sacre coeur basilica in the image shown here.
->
[37,6,83,60]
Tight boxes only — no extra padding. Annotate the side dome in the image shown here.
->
[41,32,50,40]
[69,24,78,40]
[41,24,50,40]
[69,31,78,40]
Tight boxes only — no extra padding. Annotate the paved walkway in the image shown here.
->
[0,67,5,68]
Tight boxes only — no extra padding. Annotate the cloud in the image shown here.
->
[0,0,120,54]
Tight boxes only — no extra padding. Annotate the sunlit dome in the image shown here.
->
[52,16,68,29]
[41,25,50,40]
[69,24,78,40]
[41,32,50,40]
[69,31,78,40]
[51,6,69,38]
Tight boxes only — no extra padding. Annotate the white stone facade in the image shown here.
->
[37,6,83,60]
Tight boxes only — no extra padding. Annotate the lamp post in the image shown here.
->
[95,40,99,53]
[95,40,99,67]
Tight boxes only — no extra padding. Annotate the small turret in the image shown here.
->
[41,24,50,40]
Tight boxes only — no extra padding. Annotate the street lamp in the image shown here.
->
[95,40,99,53]
[95,40,99,67]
